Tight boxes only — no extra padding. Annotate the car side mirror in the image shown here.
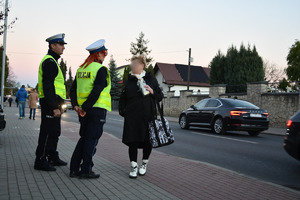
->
[190,105,195,110]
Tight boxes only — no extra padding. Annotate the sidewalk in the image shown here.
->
[0,107,299,200]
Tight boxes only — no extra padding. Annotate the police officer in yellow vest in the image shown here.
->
[34,33,68,171]
[69,39,111,179]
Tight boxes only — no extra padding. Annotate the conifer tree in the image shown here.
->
[108,55,122,100]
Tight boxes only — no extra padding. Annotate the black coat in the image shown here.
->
[119,72,164,147]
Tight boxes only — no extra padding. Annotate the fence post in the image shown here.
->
[209,84,226,98]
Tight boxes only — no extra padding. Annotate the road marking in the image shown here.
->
[108,118,123,122]
[192,132,258,144]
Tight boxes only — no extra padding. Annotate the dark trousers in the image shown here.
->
[30,108,36,119]
[70,108,106,174]
[129,142,152,162]
[35,106,61,164]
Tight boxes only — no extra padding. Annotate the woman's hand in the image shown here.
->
[144,85,154,95]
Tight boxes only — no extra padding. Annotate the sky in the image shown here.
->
[1,0,300,87]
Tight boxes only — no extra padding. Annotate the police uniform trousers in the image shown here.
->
[35,104,61,164]
[70,108,106,174]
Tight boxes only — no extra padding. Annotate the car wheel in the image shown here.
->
[248,131,261,136]
[179,115,189,129]
[213,117,225,134]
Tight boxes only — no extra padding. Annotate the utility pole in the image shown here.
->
[1,0,9,108]
[187,48,191,91]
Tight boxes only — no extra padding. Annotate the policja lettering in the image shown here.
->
[77,71,91,79]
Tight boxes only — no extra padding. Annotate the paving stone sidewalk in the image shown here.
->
[1,107,300,200]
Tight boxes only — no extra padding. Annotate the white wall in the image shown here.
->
[171,86,209,96]
[155,71,209,97]
[155,71,169,97]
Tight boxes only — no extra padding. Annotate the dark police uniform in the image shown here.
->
[69,39,111,179]
[34,34,67,171]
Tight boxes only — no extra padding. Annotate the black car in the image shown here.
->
[283,111,300,161]
[64,99,73,110]
[179,98,269,136]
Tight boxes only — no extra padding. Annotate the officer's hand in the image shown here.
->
[79,109,86,117]
[74,106,80,115]
[74,106,80,112]
[53,109,61,118]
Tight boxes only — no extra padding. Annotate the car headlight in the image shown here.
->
[62,104,67,109]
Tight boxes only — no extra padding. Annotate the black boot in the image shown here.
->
[49,158,68,166]
[79,171,100,179]
[70,171,80,178]
[34,161,56,171]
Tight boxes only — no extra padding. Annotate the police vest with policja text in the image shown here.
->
[76,62,111,111]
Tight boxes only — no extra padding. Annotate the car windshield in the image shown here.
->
[225,99,258,109]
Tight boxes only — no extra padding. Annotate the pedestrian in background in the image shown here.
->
[70,39,111,179]
[8,96,13,107]
[29,89,38,120]
[119,55,163,179]
[34,33,67,172]
[16,85,28,119]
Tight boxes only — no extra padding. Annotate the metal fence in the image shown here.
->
[267,82,298,93]
[226,84,247,93]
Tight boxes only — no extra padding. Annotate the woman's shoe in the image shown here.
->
[139,160,148,176]
[129,161,138,179]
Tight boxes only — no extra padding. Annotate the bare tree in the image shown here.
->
[263,60,285,83]
[0,0,18,35]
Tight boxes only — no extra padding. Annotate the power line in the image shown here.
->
[6,50,187,57]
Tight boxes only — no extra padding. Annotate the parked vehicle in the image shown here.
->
[62,103,67,112]
[64,99,73,110]
[37,101,67,112]
[37,101,41,109]
[283,110,300,161]
[179,98,269,136]
[0,105,6,131]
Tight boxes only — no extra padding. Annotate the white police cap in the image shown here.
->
[46,33,67,44]
[86,39,108,54]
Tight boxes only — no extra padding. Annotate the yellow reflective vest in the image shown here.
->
[76,62,111,111]
[38,55,66,100]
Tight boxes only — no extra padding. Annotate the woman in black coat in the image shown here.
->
[119,56,163,179]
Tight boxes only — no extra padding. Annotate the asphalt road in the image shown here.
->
[61,110,300,191]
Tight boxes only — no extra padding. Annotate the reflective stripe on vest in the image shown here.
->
[76,62,111,111]
[38,55,66,100]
